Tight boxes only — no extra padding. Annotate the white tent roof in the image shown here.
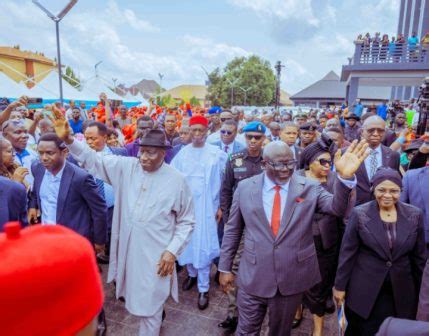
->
[138,92,150,107]
[123,92,140,103]
[23,71,85,100]
[79,76,123,101]
[0,72,29,98]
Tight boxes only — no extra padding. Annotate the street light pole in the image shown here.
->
[226,78,239,107]
[32,0,78,106]
[239,86,252,106]
[55,21,63,105]
[274,61,285,112]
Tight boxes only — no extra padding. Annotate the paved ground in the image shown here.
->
[102,265,337,336]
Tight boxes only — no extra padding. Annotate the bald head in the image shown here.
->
[263,141,293,161]
[362,115,386,128]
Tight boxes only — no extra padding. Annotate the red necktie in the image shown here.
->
[271,185,281,236]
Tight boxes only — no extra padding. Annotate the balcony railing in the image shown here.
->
[349,41,429,65]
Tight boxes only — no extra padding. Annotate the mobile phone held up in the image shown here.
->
[27,97,43,104]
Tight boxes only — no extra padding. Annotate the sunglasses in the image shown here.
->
[318,158,332,166]
[266,160,297,171]
[366,128,385,134]
[245,134,263,141]
[220,130,233,135]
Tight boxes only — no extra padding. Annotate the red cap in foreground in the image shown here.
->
[0,222,104,336]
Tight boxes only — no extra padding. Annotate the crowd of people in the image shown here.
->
[0,93,428,336]
[354,31,429,62]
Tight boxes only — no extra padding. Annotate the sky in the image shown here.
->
[0,0,400,95]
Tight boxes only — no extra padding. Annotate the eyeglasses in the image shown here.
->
[318,158,332,166]
[220,130,233,135]
[266,160,297,171]
[366,128,385,134]
[374,188,401,196]
[245,134,263,141]
[220,118,232,122]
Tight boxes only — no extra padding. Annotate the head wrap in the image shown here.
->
[242,121,266,134]
[371,167,403,189]
[299,133,334,169]
[189,115,209,128]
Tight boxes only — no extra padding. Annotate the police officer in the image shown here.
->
[217,121,266,333]
[299,122,318,149]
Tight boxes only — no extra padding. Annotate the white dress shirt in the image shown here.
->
[364,145,382,178]
[40,163,66,225]
[263,174,289,225]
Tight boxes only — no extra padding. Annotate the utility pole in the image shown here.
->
[275,61,285,112]
[33,0,78,106]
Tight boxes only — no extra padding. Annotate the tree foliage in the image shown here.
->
[63,66,80,89]
[207,55,276,107]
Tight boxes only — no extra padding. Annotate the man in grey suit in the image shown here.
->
[401,166,429,248]
[219,140,368,335]
[212,120,246,156]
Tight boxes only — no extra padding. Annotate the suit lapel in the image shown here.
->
[392,203,412,258]
[367,201,392,259]
[56,162,74,221]
[276,174,305,242]
[381,145,391,167]
[251,175,275,240]
[34,163,45,209]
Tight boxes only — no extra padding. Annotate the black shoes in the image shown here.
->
[97,252,110,265]
[182,276,197,291]
[292,306,304,329]
[218,316,238,332]
[198,292,209,310]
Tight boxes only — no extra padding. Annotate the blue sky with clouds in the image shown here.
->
[0,0,400,94]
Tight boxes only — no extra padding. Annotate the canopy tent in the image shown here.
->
[22,70,86,101]
[0,72,29,98]
[123,91,140,103]
[79,76,123,101]
[137,93,150,107]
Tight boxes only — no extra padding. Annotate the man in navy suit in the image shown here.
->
[401,166,429,248]
[28,132,107,252]
[212,120,246,156]
[0,176,27,231]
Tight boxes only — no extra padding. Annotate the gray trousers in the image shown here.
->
[227,235,244,318]
[236,288,303,336]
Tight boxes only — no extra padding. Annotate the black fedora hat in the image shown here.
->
[345,113,360,121]
[138,129,172,149]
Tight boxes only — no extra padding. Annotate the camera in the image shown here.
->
[417,77,429,136]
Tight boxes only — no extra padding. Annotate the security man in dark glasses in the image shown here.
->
[217,121,266,333]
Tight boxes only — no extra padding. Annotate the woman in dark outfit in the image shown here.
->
[297,137,355,336]
[333,167,426,335]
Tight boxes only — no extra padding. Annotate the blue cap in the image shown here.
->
[208,106,222,115]
[242,121,266,134]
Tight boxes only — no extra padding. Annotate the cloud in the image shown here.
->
[106,1,160,32]
[229,0,319,25]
